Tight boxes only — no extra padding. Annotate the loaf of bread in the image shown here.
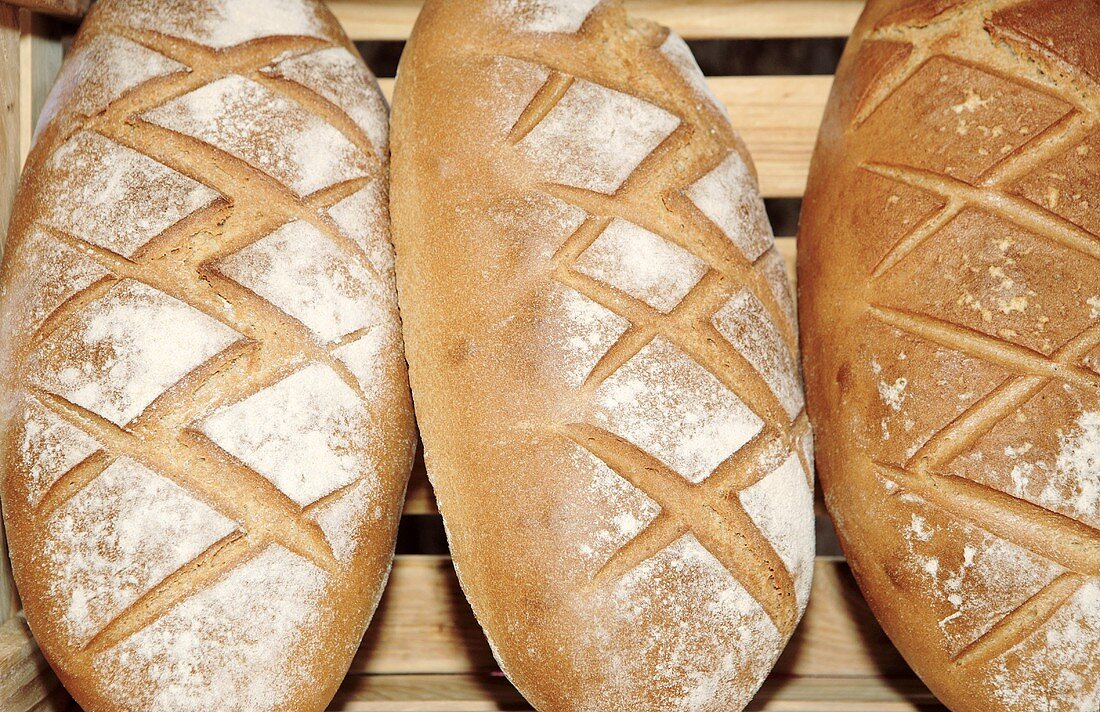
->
[0,1,415,709]
[391,1,814,708]
[6,0,89,18]
[798,1,1099,710]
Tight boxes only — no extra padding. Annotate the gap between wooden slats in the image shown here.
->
[376,75,832,198]
[328,0,863,41]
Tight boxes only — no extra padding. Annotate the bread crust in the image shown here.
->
[0,1,415,709]
[799,1,1100,710]
[391,1,814,709]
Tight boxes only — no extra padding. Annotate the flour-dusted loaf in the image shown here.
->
[390,1,814,708]
[0,1,415,709]
[798,1,1100,710]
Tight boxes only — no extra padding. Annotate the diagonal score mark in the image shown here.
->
[591,425,798,587]
[909,320,1100,469]
[560,267,788,427]
[30,388,337,575]
[864,162,1100,263]
[951,572,1088,668]
[869,199,963,278]
[876,462,1100,577]
[563,423,799,636]
[82,530,256,655]
[509,70,575,145]
[34,451,112,523]
[869,305,1100,392]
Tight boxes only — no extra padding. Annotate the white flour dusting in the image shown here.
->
[29,279,242,427]
[44,456,237,646]
[593,336,763,483]
[541,284,629,387]
[518,78,680,194]
[40,131,221,258]
[214,220,383,344]
[264,46,389,157]
[659,33,729,119]
[36,33,186,139]
[494,0,600,34]
[312,479,380,563]
[900,495,1065,654]
[0,228,110,344]
[94,545,328,711]
[18,399,101,507]
[1049,411,1100,525]
[200,363,367,507]
[326,179,396,291]
[989,579,1099,711]
[738,453,815,608]
[482,56,550,137]
[566,445,660,570]
[114,0,330,50]
[712,288,803,419]
[573,218,707,313]
[332,326,395,400]
[596,533,781,710]
[142,75,369,198]
[686,152,773,261]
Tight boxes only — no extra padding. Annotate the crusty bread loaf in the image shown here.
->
[0,1,415,709]
[390,1,814,708]
[798,1,1099,710]
[6,0,89,18]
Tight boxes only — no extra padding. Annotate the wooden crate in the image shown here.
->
[0,1,949,710]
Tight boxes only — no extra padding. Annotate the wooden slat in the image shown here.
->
[17,9,62,164]
[0,4,21,625]
[356,557,910,677]
[401,235,799,515]
[0,616,63,712]
[376,75,829,198]
[330,0,862,41]
[331,674,943,711]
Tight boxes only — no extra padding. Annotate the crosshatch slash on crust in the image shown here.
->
[853,0,1100,670]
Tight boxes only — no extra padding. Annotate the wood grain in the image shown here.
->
[0,616,64,711]
[329,0,862,41]
[378,75,830,198]
[0,4,20,624]
[17,9,62,163]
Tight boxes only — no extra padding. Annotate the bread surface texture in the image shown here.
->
[0,1,415,709]
[390,1,814,709]
[798,1,1100,710]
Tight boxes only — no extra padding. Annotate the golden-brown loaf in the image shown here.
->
[798,1,1099,710]
[391,1,814,708]
[0,1,414,709]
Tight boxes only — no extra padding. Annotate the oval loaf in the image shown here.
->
[391,1,815,708]
[0,1,415,709]
[798,1,1100,710]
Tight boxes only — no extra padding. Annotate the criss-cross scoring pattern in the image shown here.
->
[498,20,813,638]
[6,7,399,685]
[851,0,1099,678]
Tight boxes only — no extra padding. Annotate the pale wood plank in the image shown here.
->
[331,674,943,711]
[0,4,21,624]
[18,8,62,166]
[356,557,909,677]
[0,616,62,712]
[401,234,800,516]
[330,0,862,41]
[377,75,828,198]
